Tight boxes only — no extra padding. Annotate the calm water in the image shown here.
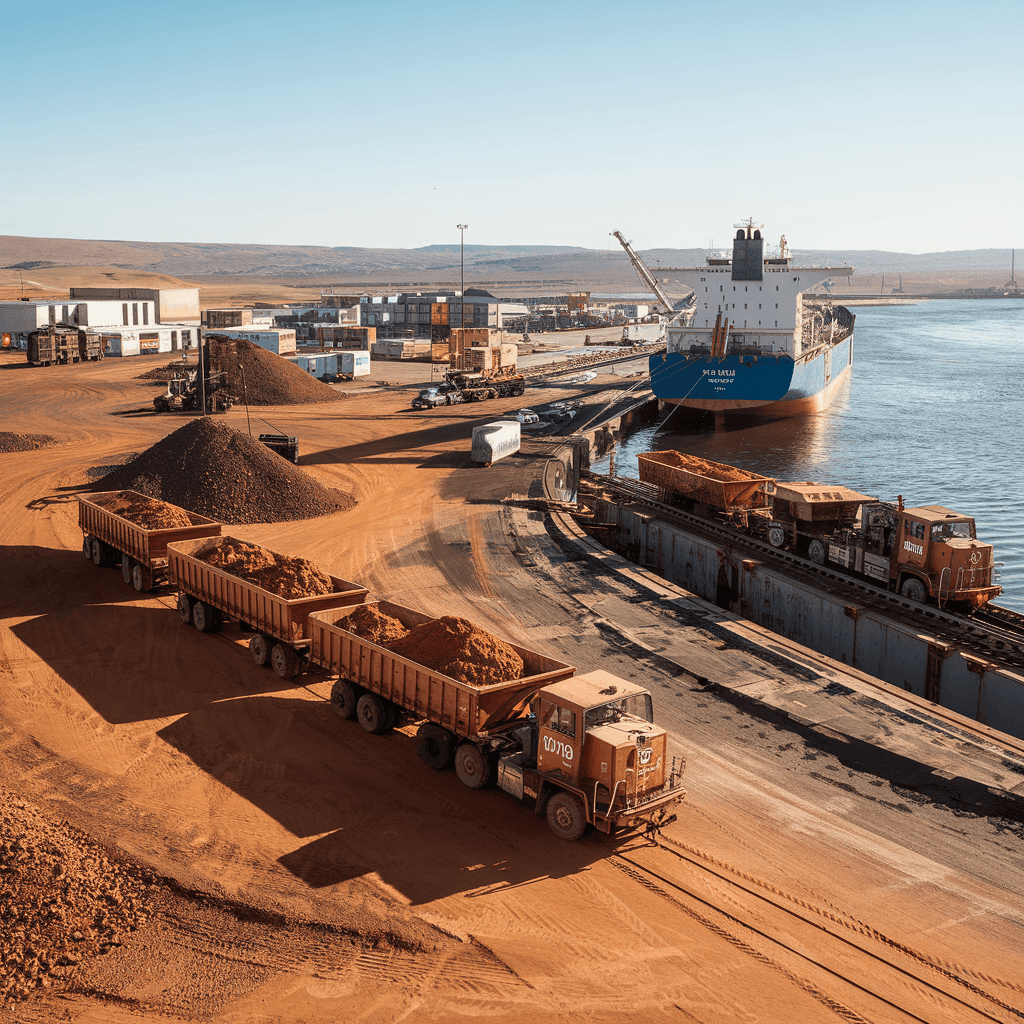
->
[592,299,1024,612]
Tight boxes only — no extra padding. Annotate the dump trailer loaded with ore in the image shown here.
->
[637,450,1001,609]
[309,602,687,841]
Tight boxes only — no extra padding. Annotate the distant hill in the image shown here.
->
[0,235,1016,296]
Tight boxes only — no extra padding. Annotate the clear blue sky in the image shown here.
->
[2,0,1021,252]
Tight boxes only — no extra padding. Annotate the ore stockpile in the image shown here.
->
[94,418,356,525]
[206,337,346,406]
[0,432,59,453]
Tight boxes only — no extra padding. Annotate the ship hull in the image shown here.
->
[650,332,853,419]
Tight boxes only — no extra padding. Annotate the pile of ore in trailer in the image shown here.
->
[94,418,356,525]
[347,606,524,686]
[193,538,335,600]
[94,491,194,530]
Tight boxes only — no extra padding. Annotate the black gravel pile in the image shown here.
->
[0,792,155,1007]
[94,418,356,525]
[210,338,346,406]
[0,432,58,453]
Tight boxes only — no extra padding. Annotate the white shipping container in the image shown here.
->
[471,421,521,466]
[340,351,370,376]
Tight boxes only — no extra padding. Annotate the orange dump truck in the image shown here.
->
[307,601,687,841]
[79,491,222,592]
[166,536,368,679]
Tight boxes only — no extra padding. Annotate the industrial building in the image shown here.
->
[70,287,200,323]
[356,290,529,334]
[1,299,157,350]
[92,325,197,357]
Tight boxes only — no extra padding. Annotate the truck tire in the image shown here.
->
[545,792,587,841]
[356,693,388,734]
[176,593,194,625]
[249,634,271,667]
[121,553,133,585]
[901,576,927,603]
[192,600,219,633]
[807,539,826,565]
[271,642,300,679]
[454,743,490,789]
[91,537,106,567]
[417,723,454,769]
[330,679,359,719]
[132,562,153,592]
[83,535,93,560]
[767,524,786,548]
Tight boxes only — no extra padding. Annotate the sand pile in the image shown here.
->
[134,360,192,382]
[194,538,335,599]
[94,418,356,525]
[0,791,154,1007]
[208,337,345,406]
[0,432,58,454]
[345,604,410,646]
[389,616,524,686]
[97,491,194,530]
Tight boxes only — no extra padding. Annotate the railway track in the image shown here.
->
[583,472,1024,670]
[598,832,1024,1023]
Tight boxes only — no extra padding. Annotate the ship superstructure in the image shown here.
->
[632,220,855,422]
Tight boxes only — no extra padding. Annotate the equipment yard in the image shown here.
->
[2,348,1024,1024]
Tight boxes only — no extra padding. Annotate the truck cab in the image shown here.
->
[892,505,1000,607]
[496,670,685,840]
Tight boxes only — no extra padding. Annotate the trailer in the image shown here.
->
[166,537,368,678]
[308,602,687,841]
[27,325,100,366]
[79,491,222,592]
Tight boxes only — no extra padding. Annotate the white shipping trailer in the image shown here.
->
[471,421,520,466]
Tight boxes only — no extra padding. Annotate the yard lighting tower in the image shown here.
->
[457,223,468,355]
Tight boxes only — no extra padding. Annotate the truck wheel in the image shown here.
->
[176,593,194,625]
[271,643,300,679]
[455,743,490,789]
[545,792,587,841]
[91,537,106,567]
[192,600,219,633]
[356,693,388,734]
[121,552,133,584]
[767,524,786,548]
[249,634,271,667]
[417,723,454,769]
[330,679,359,719]
[132,562,153,592]
[807,539,826,565]
[83,535,93,560]
[901,576,927,603]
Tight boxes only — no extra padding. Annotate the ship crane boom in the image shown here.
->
[611,230,677,317]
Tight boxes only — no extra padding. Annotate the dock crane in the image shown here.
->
[610,231,679,318]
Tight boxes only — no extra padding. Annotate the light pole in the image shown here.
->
[457,223,467,369]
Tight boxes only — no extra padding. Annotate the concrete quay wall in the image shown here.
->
[596,503,1024,741]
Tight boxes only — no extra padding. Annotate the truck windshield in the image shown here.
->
[931,521,974,542]
[585,694,653,729]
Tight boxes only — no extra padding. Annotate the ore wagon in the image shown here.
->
[79,491,222,592]
[637,451,774,511]
[166,536,367,678]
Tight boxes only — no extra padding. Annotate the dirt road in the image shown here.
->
[2,350,1022,1023]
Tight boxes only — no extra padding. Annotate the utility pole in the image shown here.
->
[457,223,468,371]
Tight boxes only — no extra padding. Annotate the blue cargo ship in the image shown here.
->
[650,221,855,421]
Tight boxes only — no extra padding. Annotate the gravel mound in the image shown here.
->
[0,432,58,454]
[94,491,194,530]
[194,538,335,599]
[0,792,155,1008]
[209,337,345,406]
[345,604,410,646]
[93,418,356,525]
[388,616,524,686]
[134,360,192,382]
